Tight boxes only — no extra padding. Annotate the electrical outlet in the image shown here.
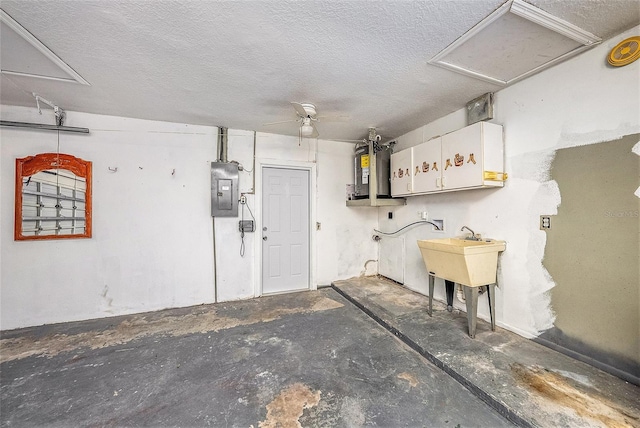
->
[240,194,247,204]
[420,211,429,220]
[239,220,254,232]
[540,215,551,230]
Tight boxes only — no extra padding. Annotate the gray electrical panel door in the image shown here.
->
[211,162,239,217]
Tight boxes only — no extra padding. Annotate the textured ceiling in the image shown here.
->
[1,0,638,141]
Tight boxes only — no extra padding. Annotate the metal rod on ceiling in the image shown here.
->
[0,120,90,133]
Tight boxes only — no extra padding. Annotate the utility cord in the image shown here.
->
[238,193,256,257]
[374,220,441,235]
[239,198,246,257]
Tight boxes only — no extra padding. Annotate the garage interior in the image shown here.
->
[1,1,639,426]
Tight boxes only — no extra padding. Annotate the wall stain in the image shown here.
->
[511,363,639,427]
[259,383,321,428]
[101,285,114,311]
[397,372,419,387]
[101,285,112,305]
[0,295,342,364]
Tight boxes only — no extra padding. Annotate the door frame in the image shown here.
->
[254,159,317,297]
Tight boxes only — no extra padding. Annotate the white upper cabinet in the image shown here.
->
[390,147,413,196]
[441,123,485,190]
[390,122,505,197]
[441,122,504,191]
[412,137,442,194]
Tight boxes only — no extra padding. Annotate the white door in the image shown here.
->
[262,167,310,294]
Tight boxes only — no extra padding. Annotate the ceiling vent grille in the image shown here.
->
[428,0,601,86]
[1,9,89,85]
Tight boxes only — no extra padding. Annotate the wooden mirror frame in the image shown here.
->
[15,153,92,241]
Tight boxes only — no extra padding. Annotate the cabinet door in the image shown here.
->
[441,123,484,190]
[390,148,413,196]
[412,138,441,194]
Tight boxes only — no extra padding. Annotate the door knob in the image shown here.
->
[262,236,268,241]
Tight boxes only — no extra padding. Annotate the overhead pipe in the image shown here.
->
[212,127,229,303]
[0,121,89,133]
[217,126,228,163]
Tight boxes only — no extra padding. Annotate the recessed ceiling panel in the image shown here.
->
[429,0,601,86]
[0,9,89,85]
[1,21,71,80]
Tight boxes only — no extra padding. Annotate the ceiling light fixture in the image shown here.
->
[300,118,315,137]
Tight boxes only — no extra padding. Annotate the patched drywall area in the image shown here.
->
[541,135,639,380]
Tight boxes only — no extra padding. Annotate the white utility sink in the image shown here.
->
[417,237,506,338]
[417,238,506,287]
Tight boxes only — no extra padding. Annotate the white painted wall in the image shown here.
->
[1,107,217,330]
[0,108,376,329]
[313,137,379,283]
[213,129,256,302]
[380,25,640,338]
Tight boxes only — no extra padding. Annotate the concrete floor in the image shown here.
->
[1,287,510,427]
[332,277,640,428]
[1,278,638,427]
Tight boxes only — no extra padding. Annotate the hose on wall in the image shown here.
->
[374,220,441,235]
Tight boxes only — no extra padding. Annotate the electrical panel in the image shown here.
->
[211,162,239,217]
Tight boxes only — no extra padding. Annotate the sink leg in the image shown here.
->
[488,283,496,331]
[428,275,434,317]
[464,286,479,338]
[445,280,455,312]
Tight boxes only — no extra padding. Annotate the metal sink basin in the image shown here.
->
[417,238,506,287]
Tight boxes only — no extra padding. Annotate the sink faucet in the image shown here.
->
[461,226,480,241]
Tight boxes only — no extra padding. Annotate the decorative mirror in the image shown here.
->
[15,153,92,240]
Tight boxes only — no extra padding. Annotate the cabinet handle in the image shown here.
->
[436,177,441,188]
[407,183,411,192]
[483,171,508,181]
[442,177,446,188]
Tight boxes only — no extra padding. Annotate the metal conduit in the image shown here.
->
[217,127,228,163]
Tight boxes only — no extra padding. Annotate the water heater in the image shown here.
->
[354,142,391,199]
